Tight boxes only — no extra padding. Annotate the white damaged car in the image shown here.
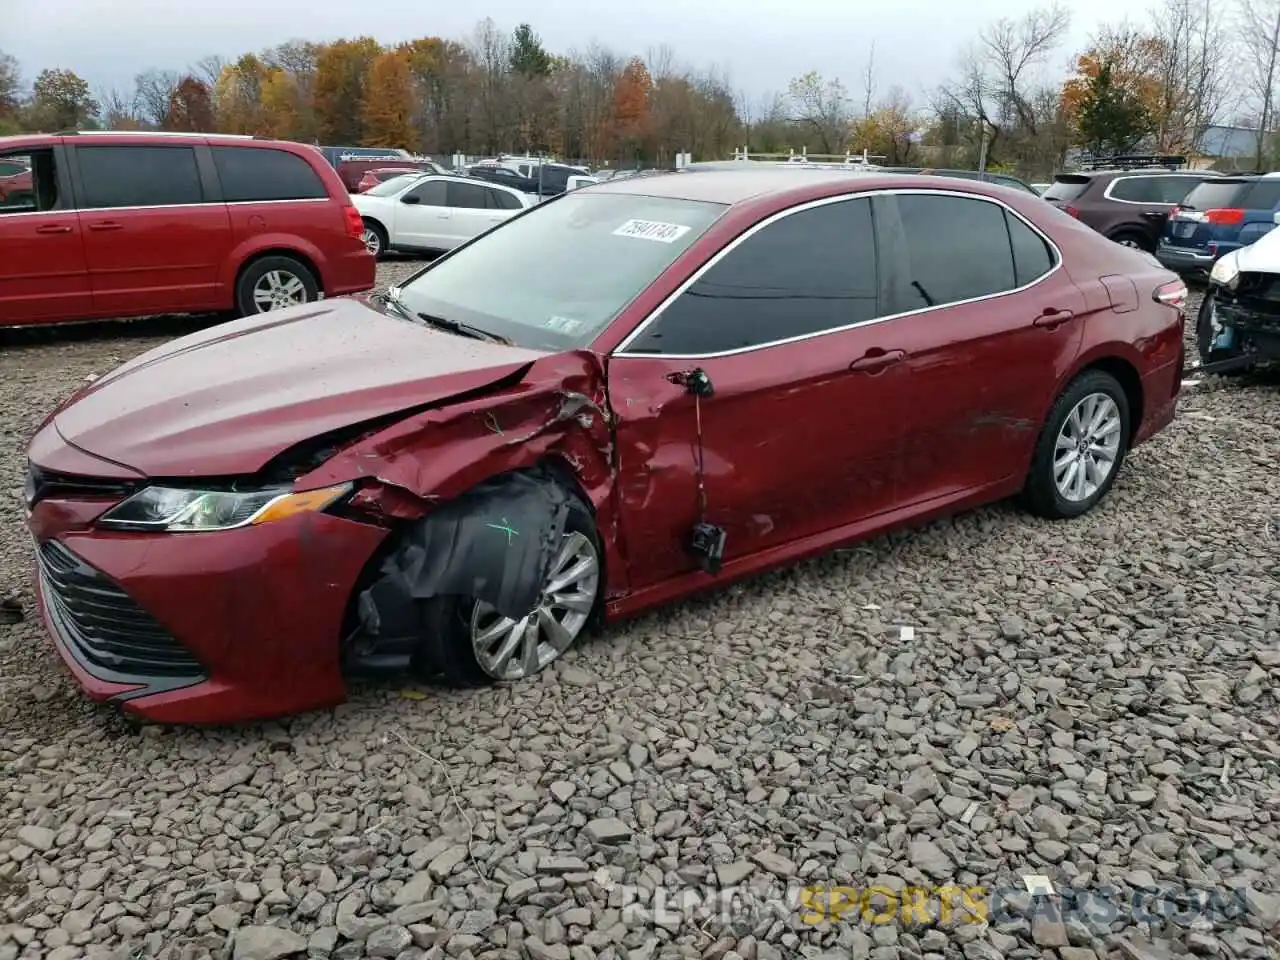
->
[1196,210,1280,374]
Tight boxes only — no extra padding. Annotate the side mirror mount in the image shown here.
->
[401,194,421,205]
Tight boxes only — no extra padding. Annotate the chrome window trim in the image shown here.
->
[1102,173,1211,206]
[0,198,333,217]
[611,187,1064,361]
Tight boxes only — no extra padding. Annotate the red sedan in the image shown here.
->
[25,167,1188,723]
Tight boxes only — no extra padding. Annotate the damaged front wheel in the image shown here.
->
[417,498,603,685]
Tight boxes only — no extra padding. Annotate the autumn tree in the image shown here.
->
[0,51,20,128]
[401,37,471,153]
[849,87,919,163]
[787,71,853,153]
[29,68,98,130]
[612,57,652,160]
[361,51,416,149]
[164,75,214,132]
[213,55,267,134]
[313,37,382,143]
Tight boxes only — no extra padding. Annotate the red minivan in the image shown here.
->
[0,131,376,327]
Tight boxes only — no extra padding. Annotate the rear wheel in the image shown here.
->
[414,496,603,685]
[1022,370,1131,520]
[361,219,387,259]
[1110,229,1152,252]
[235,256,319,317]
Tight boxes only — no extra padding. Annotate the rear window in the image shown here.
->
[1180,179,1253,211]
[396,192,727,351]
[365,174,423,197]
[1042,176,1092,202]
[213,146,329,203]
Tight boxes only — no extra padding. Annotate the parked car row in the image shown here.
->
[23,161,1188,723]
[0,130,376,327]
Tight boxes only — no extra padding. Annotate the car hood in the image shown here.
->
[53,297,547,478]
[1227,228,1280,274]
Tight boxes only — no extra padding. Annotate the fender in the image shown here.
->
[219,233,331,296]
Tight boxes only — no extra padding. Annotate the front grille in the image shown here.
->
[38,540,203,679]
[27,463,139,508]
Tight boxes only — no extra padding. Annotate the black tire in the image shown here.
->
[361,219,387,260]
[412,494,603,686]
[1022,369,1132,520]
[234,255,319,317]
[1195,287,1251,374]
[1110,229,1153,253]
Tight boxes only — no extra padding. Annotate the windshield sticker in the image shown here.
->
[613,219,692,243]
[545,315,587,335]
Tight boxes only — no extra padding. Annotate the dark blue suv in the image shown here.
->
[1156,174,1280,276]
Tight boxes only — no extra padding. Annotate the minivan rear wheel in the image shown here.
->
[236,256,319,317]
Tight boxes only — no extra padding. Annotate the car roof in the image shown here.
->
[587,166,1029,206]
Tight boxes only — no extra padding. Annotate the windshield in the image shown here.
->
[1042,176,1092,201]
[396,192,727,351]
[366,174,423,197]
[1180,180,1252,210]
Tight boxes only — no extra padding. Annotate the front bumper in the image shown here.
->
[1214,299,1280,360]
[28,471,388,724]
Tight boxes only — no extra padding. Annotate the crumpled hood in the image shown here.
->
[54,297,545,477]
[1228,228,1280,275]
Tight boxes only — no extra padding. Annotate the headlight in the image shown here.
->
[1210,254,1240,289]
[97,482,352,532]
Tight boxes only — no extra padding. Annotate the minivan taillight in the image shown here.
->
[342,205,364,240]
[1154,279,1188,310]
[1205,208,1244,225]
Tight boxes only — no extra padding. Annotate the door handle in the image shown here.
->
[849,348,905,373]
[34,224,72,235]
[87,221,122,232]
[1033,308,1075,330]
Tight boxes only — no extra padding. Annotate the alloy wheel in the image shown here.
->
[362,228,382,257]
[469,531,600,680]
[252,270,309,313]
[1054,392,1122,502]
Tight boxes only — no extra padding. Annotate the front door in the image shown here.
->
[0,145,92,325]
[872,191,1086,506]
[607,194,914,591]
[72,144,232,316]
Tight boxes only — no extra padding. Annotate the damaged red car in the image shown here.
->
[25,167,1188,723]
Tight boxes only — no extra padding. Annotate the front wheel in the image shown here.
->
[235,256,319,316]
[361,219,387,259]
[414,496,603,685]
[1022,370,1131,520]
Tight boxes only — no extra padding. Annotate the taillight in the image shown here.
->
[1153,278,1187,309]
[1205,208,1244,225]
[342,205,364,240]
[1170,205,1183,217]
[1064,204,1080,219]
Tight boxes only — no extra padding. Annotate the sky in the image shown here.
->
[7,0,1162,112]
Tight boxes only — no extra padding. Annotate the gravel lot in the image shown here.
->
[1,267,1278,960]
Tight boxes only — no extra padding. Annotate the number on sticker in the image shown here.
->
[613,219,692,243]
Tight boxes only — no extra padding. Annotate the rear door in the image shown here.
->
[444,180,503,245]
[874,190,1085,505]
[0,143,93,325]
[70,143,232,316]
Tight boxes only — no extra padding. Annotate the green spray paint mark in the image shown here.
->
[486,518,519,544]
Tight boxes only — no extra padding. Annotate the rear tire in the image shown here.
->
[1022,370,1131,520]
[235,255,319,317]
[1195,287,1252,375]
[1110,230,1153,253]
[412,495,603,686]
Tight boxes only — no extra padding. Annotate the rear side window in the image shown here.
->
[447,181,492,209]
[628,196,879,355]
[76,145,204,209]
[1151,176,1204,204]
[212,147,328,203]
[1042,177,1092,202]
[894,194,1016,310]
[1243,180,1280,210]
[489,189,522,211]
[1005,211,1056,287]
[1107,177,1158,202]
[1181,179,1253,211]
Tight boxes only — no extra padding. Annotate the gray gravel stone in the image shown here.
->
[232,925,308,960]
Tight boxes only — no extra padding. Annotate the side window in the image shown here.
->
[212,147,328,203]
[405,180,447,206]
[0,152,37,213]
[1004,210,1056,287]
[894,194,1016,311]
[447,181,491,209]
[625,197,879,356]
[1153,176,1200,205]
[1107,177,1154,202]
[489,188,522,211]
[1244,181,1280,210]
[77,146,204,209]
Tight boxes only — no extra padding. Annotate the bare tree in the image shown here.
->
[133,69,180,127]
[98,87,141,129]
[1240,0,1280,165]
[192,55,227,89]
[1149,0,1231,153]
[861,42,877,119]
